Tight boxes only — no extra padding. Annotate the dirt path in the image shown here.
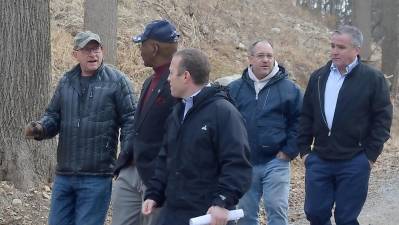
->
[358,165,399,225]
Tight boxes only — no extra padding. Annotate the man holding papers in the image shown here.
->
[142,48,252,225]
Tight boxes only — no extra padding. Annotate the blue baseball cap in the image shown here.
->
[132,20,180,43]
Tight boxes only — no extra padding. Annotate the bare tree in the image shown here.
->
[381,0,399,84]
[0,0,55,188]
[84,0,118,65]
[296,0,352,25]
[352,0,372,60]
[381,0,399,101]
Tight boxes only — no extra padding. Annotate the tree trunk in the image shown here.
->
[0,0,56,189]
[392,61,399,105]
[352,0,373,61]
[382,0,399,80]
[84,0,118,65]
[385,0,399,102]
[329,0,336,15]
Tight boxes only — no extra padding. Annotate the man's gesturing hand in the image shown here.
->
[25,121,43,139]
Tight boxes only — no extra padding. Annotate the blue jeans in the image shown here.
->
[304,152,370,225]
[238,157,290,225]
[48,175,112,225]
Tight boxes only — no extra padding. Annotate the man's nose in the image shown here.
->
[263,57,272,63]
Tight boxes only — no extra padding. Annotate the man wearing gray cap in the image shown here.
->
[112,19,179,225]
[24,31,136,225]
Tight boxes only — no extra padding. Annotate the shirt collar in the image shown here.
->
[153,63,170,78]
[331,57,358,75]
[182,83,210,104]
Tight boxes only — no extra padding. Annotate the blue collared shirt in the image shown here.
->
[182,90,200,120]
[324,58,358,129]
[182,84,211,121]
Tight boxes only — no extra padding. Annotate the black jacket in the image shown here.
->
[145,85,252,213]
[298,60,392,162]
[38,63,136,176]
[114,69,176,186]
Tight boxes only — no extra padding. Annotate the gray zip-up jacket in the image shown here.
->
[38,63,136,176]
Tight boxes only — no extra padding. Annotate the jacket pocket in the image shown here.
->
[257,120,286,152]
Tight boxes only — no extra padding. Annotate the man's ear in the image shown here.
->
[152,42,159,56]
[72,50,78,59]
[248,55,255,65]
[355,46,361,55]
[183,71,191,83]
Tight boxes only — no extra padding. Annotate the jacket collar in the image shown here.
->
[172,85,229,123]
[322,59,361,80]
[67,63,105,95]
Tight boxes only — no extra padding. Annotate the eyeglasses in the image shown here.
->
[253,54,273,60]
[76,46,102,54]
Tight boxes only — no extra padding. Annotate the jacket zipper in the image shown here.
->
[260,88,271,110]
[317,76,331,136]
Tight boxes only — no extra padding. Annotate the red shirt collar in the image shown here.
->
[153,63,170,78]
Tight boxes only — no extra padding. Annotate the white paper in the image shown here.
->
[189,209,244,225]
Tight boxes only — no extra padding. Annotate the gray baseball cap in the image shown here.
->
[74,31,102,50]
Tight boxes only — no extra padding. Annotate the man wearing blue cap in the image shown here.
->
[112,20,179,225]
[24,31,136,225]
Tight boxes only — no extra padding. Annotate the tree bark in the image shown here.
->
[0,0,55,189]
[392,61,399,105]
[329,0,336,15]
[382,0,399,80]
[84,0,118,65]
[352,0,373,61]
[385,0,399,102]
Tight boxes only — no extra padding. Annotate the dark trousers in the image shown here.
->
[304,152,371,225]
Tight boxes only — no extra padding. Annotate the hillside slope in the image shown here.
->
[1,1,398,225]
[50,0,331,90]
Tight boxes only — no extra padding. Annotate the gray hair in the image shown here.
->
[248,40,273,56]
[333,25,363,48]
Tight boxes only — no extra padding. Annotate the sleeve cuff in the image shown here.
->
[144,194,164,208]
[212,193,236,209]
[300,149,311,158]
[281,148,298,160]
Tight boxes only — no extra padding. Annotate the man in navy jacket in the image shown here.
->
[229,40,302,225]
[298,25,392,225]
